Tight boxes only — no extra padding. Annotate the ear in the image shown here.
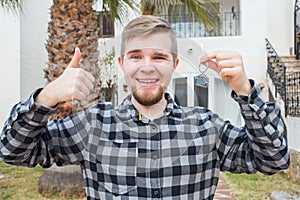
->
[173,58,179,70]
[118,56,124,70]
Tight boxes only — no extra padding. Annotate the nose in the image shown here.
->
[140,57,155,73]
[140,63,155,73]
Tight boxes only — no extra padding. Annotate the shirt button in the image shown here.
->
[152,189,160,196]
[152,154,158,160]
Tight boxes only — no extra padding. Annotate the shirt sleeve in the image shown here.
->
[0,89,90,168]
[217,80,290,175]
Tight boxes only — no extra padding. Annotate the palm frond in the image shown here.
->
[141,0,170,15]
[140,0,220,29]
[0,0,22,12]
[180,0,220,29]
[102,0,139,24]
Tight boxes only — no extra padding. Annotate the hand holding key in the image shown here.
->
[201,50,251,96]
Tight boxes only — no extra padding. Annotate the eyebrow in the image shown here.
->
[125,49,171,57]
[126,49,141,55]
[153,51,170,57]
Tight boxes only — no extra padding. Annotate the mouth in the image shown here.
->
[137,79,159,83]
[135,79,160,90]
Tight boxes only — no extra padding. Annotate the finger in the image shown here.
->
[77,70,95,91]
[77,83,91,96]
[219,67,240,80]
[200,51,222,72]
[218,58,242,69]
[83,70,95,84]
[71,84,89,101]
[68,47,81,68]
[205,60,219,73]
[72,68,95,84]
[200,50,222,62]
[73,90,88,101]
[202,50,240,62]
[80,76,94,92]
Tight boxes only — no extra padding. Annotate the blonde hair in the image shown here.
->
[121,15,178,61]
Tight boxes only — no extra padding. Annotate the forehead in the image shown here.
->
[124,33,172,54]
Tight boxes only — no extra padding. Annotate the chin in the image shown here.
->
[133,86,165,106]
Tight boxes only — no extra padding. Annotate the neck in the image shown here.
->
[131,95,167,120]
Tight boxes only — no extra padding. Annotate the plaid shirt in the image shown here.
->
[0,81,289,199]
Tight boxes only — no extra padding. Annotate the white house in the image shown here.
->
[0,0,299,181]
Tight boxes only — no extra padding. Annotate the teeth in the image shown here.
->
[138,79,157,83]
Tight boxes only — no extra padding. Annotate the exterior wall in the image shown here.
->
[0,0,51,124]
[287,117,300,152]
[266,0,294,55]
[20,0,52,99]
[0,9,21,125]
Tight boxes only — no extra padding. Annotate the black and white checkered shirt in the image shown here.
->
[0,81,289,199]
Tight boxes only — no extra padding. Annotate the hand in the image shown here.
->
[36,47,95,107]
[201,50,251,96]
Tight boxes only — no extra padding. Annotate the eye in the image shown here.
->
[154,56,166,60]
[130,54,142,60]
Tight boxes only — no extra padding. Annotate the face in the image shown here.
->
[118,33,179,106]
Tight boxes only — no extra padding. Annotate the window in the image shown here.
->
[172,75,242,125]
[96,11,114,38]
[174,77,188,106]
[194,76,208,107]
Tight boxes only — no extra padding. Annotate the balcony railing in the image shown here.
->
[157,12,240,38]
[266,38,300,116]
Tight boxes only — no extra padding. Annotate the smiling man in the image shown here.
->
[0,15,289,199]
[119,29,178,119]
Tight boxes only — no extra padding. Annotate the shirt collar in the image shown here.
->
[116,93,184,121]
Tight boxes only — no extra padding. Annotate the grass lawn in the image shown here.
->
[1,161,300,200]
[222,171,300,200]
[0,161,85,200]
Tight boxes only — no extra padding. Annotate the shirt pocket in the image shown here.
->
[96,139,138,196]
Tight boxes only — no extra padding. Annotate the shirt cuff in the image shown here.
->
[18,88,57,124]
[231,79,270,120]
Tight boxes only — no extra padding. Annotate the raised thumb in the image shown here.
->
[68,47,81,68]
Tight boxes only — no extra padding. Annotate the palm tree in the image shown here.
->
[39,0,138,197]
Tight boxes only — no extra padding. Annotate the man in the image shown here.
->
[0,15,289,199]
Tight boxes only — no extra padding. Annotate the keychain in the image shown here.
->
[195,62,209,88]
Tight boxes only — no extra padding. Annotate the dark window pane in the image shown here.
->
[174,78,187,106]
[96,11,114,38]
[194,77,208,107]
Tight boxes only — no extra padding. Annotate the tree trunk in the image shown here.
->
[39,0,100,197]
[38,164,85,197]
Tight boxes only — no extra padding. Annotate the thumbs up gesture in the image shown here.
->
[36,47,95,107]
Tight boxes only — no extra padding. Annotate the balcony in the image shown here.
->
[157,12,240,38]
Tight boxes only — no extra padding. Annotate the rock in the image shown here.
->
[271,191,300,200]
[0,174,4,180]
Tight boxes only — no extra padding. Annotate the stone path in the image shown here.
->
[214,174,235,200]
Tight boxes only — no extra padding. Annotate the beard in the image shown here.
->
[132,85,165,106]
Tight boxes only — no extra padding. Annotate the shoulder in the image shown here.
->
[175,105,219,122]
